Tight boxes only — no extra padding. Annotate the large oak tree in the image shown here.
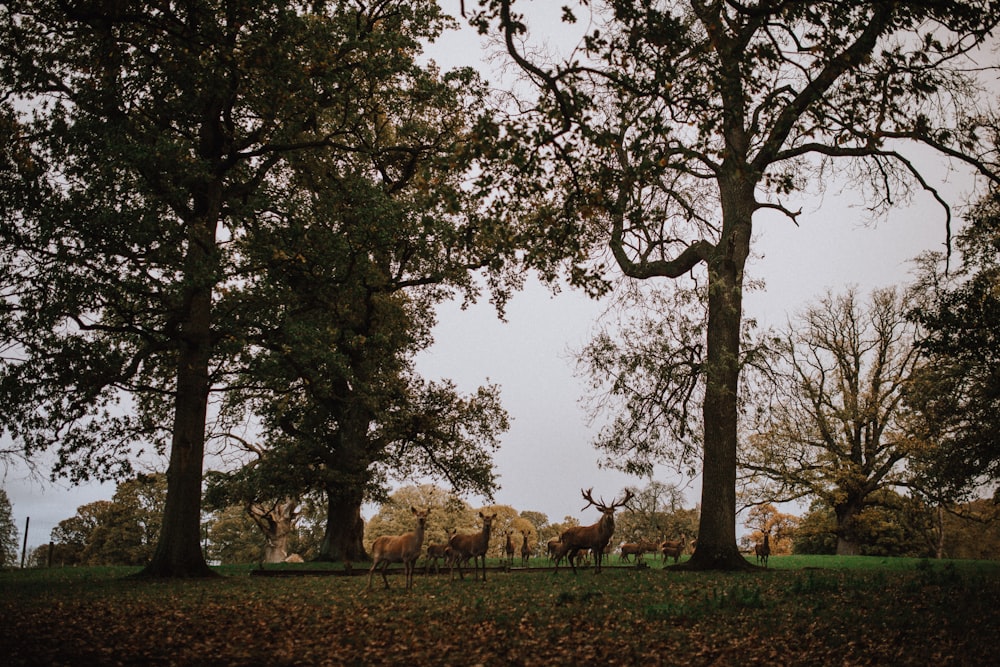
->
[0,0,504,577]
[206,39,513,563]
[471,0,1000,568]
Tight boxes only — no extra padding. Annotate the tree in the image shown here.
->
[0,488,18,567]
[363,484,476,555]
[937,498,1000,559]
[85,473,166,565]
[204,506,265,566]
[743,287,924,554]
[50,501,115,566]
[198,3,515,564]
[246,499,300,564]
[615,479,693,541]
[743,504,798,556]
[0,0,505,578]
[791,491,930,557]
[43,474,166,566]
[471,0,1000,569]
[907,188,1000,503]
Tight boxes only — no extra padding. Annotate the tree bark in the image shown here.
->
[139,326,215,577]
[685,172,756,571]
[834,498,863,556]
[249,500,299,564]
[139,210,219,578]
[317,488,368,563]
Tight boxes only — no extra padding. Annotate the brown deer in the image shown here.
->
[520,531,531,567]
[755,532,771,567]
[619,542,645,563]
[546,538,561,562]
[449,511,497,581]
[367,507,430,591]
[555,488,634,574]
[504,529,515,568]
[423,540,450,575]
[660,537,685,564]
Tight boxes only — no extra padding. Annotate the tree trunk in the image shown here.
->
[317,488,368,563]
[139,333,215,577]
[685,173,755,571]
[249,500,299,564]
[834,498,863,556]
[139,211,219,578]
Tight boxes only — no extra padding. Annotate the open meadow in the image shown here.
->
[2,555,999,666]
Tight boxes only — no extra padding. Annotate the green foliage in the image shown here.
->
[1,0,512,576]
[45,474,166,566]
[907,189,1000,502]
[793,494,933,558]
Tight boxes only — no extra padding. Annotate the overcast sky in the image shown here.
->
[2,4,991,554]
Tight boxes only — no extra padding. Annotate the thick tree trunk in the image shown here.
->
[685,174,755,571]
[139,211,219,578]
[139,331,215,577]
[834,498,863,556]
[317,489,368,563]
[249,500,299,564]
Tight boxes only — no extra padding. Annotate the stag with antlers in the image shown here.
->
[367,507,430,591]
[449,511,497,582]
[555,488,634,574]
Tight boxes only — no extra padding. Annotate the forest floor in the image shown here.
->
[2,556,998,666]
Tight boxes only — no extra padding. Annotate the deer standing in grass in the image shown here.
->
[449,511,497,581]
[520,531,531,567]
[504,530,515,568]
[619,541,645,564]
[367,507,430,591]
[546,538,561,563]
[755,532,771,567]
[555,488,634,574]
[423,542,448,575]
[660,537,685,564]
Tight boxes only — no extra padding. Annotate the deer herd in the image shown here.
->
[366,487,768,590]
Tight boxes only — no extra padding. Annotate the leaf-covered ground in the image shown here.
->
[2,558,998,666]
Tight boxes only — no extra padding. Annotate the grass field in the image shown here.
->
[3,555,999,666]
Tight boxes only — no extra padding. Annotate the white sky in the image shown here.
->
[2,3,994,555]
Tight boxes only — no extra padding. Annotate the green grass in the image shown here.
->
[3,555,999,666]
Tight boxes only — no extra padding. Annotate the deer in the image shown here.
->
[367,506,430,591]
[504,529,515,568]
[424,529,458,574]
[619,542,645,564]
[546,538,561,563]
[520,531,532,567]
[660,537,685,564]
[755,531,771,567]
[554,488,634,574]
[449,511,497,581]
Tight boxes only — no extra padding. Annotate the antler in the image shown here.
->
[580,487,600,510]
[613,489,635,509]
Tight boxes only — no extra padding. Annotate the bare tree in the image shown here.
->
[742,287,922,555]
